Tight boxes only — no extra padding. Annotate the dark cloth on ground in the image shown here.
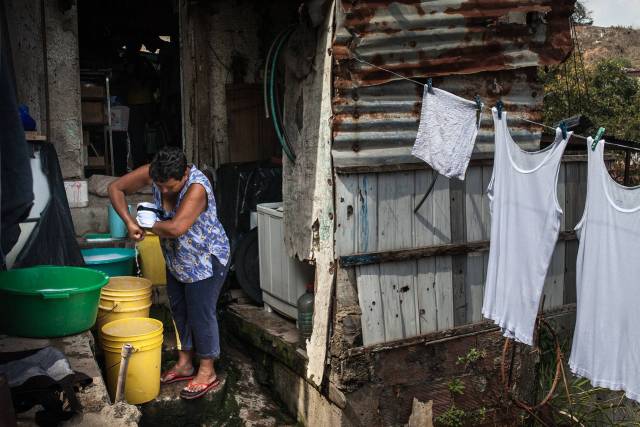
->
[0,347,92,426]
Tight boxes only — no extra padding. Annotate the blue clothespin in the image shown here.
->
[496,100,503,119]
[560,121,568,140]
[427,78,434,94]
[591,127,605,151]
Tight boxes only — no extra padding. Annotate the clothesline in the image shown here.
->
[352,56,640,153]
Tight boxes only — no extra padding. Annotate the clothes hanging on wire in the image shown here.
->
[411,87,481,180]
[354,55,640,398]
[354,55,640,153]
[569,139,640,402]
[482,108,571,345]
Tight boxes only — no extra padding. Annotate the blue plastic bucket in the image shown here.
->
[108,204,132,239]
[81,248,136,277]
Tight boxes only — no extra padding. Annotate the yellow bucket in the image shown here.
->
[102,276,152,296]
[97,277,152,332]
[101,317,163,404]
[138,233,166,286]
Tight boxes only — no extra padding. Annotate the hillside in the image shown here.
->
[575,25,640,68]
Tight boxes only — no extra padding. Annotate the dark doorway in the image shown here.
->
[78,0,181,177]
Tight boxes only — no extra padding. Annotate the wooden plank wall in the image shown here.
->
[335,161,587,346]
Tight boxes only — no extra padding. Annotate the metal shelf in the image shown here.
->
[80,69,113,175]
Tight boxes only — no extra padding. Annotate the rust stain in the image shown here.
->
[334,0,575,84]
[332,0,575,168]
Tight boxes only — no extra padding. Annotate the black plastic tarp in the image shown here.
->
[0,12,34,266]
[215,162,282,305]
[13,143,84,268]
[215,161,282,248]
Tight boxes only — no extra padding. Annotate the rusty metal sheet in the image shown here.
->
[333,67,546,169]
[334,0,575,88]
[331,0,575,169]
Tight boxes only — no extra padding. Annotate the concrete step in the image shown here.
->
[140,371,230,426]
[138,307,297,426]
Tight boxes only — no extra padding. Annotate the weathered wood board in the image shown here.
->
[337,161,587,345]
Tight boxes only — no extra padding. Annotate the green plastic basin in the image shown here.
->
[0,266,109,338]
[81,248,136,277]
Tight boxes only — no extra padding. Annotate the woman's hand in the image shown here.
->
[108,165,153,241]
[127,221,146,241]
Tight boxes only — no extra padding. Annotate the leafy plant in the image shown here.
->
[541,56,640,142]
[435,347,494,426]
[572,1,593,25]
[435,404,466,427]
[528,326,640,425]
[541,52,640,186]
[448,378,466,396]
[474,407,487,424]
[456,347,487,368]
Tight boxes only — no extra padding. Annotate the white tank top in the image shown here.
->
[569,139,640,401]
[482,109,570,345]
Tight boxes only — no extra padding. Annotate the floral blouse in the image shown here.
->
[152,166,230,283]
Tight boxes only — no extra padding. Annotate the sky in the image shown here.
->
[581,0,640,28]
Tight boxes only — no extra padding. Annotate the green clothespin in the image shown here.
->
[591,127,605,151]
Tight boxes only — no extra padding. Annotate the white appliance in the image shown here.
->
[257,202,314,319]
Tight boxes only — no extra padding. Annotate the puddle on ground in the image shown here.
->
[133,306,298,427]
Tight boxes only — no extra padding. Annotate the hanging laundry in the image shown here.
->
[482,108,571,345]
[411,86,481,180]
[569,139,640,402]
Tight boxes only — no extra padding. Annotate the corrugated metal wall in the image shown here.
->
[331,0,578,345]
[332,0,574,169]
[333,70,548,168]
[333,0,574,82]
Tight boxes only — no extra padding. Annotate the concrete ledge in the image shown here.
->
[272,360,351,427]
[222,303,307,377]
[221,303,352,426]
[0,332,140,426]
[140,372,229,426]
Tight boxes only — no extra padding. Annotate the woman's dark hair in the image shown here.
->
[149,146,187,182]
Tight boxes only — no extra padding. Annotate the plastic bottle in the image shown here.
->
[297,282,314,347]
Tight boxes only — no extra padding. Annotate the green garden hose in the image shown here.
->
[268,28,296,163]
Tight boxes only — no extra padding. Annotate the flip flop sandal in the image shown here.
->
[179,377,220,400]
[160,367,195,384]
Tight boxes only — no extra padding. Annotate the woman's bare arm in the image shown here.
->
[152,183,206,239]
[108,165,153,241]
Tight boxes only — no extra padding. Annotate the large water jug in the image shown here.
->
[108,204,133,238]
[297,282,314,347]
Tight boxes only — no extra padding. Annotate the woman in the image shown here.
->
[108,146,230,400]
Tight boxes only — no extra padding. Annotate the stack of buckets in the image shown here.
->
[98,276,163,404]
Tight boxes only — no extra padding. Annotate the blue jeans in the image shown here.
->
[166,257,227,358]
